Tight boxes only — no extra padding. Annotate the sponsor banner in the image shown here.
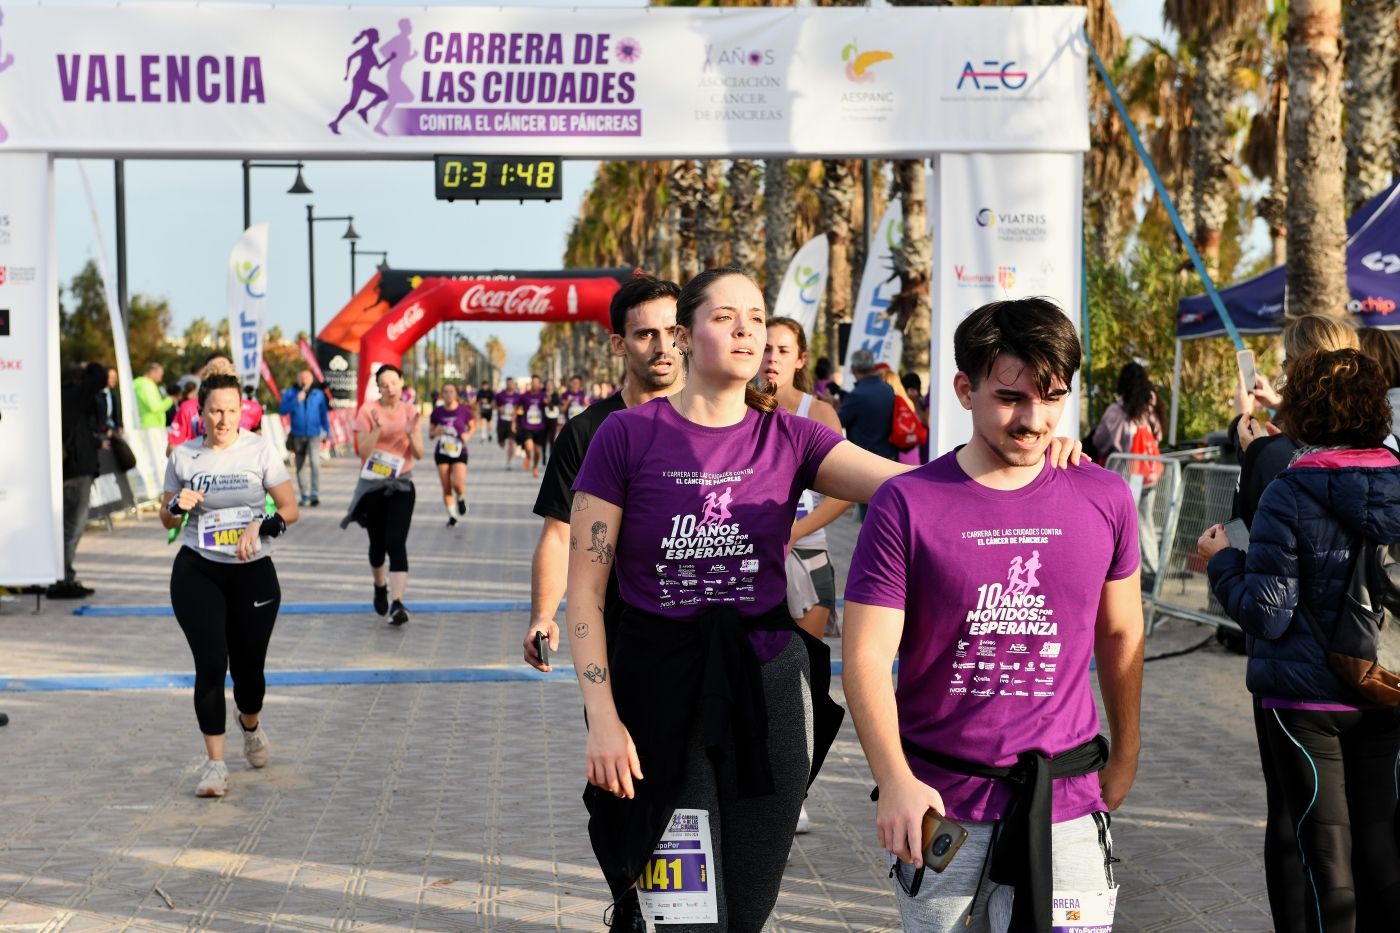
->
[228,224,269,394]
[932,152,1083,455]
[259,356,280,396]
[843,198,918,388]
[0,5,1087,158]
[76,162,138,433]
[298,337,325,382]
[771,234,827,340]
[0,153,62,584]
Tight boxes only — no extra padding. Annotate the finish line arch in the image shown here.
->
[355,271,627,405]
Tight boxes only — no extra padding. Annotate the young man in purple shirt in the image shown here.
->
[843,297,1144,933]
[495,377,521,469]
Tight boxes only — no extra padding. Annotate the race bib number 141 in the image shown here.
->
[636,809,718,925]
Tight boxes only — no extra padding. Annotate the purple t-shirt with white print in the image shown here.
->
[573,398,843,655]
[844,450,1140,823]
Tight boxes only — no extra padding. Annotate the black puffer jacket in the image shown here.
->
[1208,449,1400,703]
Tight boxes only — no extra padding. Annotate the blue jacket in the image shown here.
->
[280,385,331,437]
[838,374,896,459]
[1208,449,1400,703]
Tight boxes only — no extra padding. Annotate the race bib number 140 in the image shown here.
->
[197,506,255,556]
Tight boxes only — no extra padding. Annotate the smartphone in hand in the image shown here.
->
[1237,350,1257,399]
[534,631,550,668]
[921,809,969,874]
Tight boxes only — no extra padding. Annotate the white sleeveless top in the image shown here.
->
[793,393,828,551]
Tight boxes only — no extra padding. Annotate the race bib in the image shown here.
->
[1052,889,1116,933]
[437,435,464,458]
[197,506,255,556]
[796,489,816,521]
[568,401,585,418]
[361,449,406,481]
[525,404,543,427]
[500,403,516,419]
[636,809,718,925]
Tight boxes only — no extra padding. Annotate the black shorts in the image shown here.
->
[519,425,548,446]
[434,450,469,466]
[496,421,514,446]
[793,547,837,610]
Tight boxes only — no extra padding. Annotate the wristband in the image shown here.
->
[167,500,186,516]
[260,513,287,539]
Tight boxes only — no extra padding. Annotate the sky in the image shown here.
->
[48,0,1171,378]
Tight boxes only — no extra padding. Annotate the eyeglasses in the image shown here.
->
[889,860,927,898]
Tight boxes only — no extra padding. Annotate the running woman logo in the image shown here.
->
[329,20,417,136]
[0,5,14,144]
[699,486,733,530]
[965,551,1057,637]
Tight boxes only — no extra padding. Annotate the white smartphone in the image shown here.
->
[1223,518,1251,551]
[1236,350,1257,397]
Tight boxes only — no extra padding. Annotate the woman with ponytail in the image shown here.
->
[564,268,913,930]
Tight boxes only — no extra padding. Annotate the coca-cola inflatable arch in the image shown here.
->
[354,270,628,406]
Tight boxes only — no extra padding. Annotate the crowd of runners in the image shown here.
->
[144,268,1400,933]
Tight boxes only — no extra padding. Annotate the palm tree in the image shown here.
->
[763,159,798,310]
[670,160,702,281]
[1164,0,1267,277]
[819,160,856,364]
[1285,0,1349,318]
[696,160,728,269]
[891,161,932,376]
[728,160,762,277]
[1242,2,1289,266]
[1343,0,1398,213]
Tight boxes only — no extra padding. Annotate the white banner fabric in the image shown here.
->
[0,153,63,584]
[76,161,138,433]
[228,224,269,394]
[0,5,1088,158]
[771,234,828,339]
[842,198,910,389]
[931,152,1084,456]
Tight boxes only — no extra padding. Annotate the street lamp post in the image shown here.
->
[350,244,389,294]
[241,160,312,231]
[306,205,358,345]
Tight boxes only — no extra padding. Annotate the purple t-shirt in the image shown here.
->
[519,390,548,429]
[562,389,590,420]
[573,398,843,633]
[845,451,1139,824]
[430,404,473,454]
[495,390,518,422]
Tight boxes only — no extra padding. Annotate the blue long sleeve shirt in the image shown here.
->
[280,385,331,437]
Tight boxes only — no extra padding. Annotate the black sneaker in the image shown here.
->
[45,581,93,600]
[389,600,409,627]
[373,584,389,617]
[447,515,458,528]
[309,497,320,507]
[0,712,9,727]
[456,497,467,517]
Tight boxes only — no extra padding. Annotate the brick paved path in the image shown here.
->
[0,444,1274,930]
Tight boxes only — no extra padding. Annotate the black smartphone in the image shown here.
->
[921,809,969,874]
[534,631,549,667]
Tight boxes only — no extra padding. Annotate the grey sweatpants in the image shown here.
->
[656,636,814,931]
[891,811,1118,932]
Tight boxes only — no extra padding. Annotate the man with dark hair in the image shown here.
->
[522,273,681,932]
[49,362,109,599]
[843,298,1144,932]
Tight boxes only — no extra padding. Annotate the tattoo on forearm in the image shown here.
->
[583,663,607,684]
[570,535,577,552]
[574,622,590,638]
[573,493,591,512]
[587,521,614,565]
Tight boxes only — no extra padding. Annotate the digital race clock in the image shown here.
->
[434,156,563,201]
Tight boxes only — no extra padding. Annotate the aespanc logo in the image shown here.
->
[957,60,1030,92]
[841,40,893,84]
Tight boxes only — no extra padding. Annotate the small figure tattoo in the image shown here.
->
[588,521,615,565]
[570,535,577,552]
[573,493,592,512]
[583,663,607,684]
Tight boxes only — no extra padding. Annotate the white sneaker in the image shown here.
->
[195,759,228,798]
[795,805,812,834]
[242,722,270,769]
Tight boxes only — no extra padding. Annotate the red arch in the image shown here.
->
[357,274,621,405]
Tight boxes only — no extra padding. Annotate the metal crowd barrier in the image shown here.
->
[1100,450,1239,634]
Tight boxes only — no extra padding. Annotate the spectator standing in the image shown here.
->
[281,370,331,506]
[49,362,108,599]
[97,367,123,437]
[133,362,174,428]
[839,348,896,518]
[1091,362,1164,578]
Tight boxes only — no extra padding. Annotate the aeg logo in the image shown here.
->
[956,60,1029,92]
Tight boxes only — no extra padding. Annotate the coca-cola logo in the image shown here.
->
[387,303,425,342]
[461,283,556,316]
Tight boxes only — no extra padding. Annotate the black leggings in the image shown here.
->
[1261,706,1400,933]
[170,547,281,736]
[361,483,415,572]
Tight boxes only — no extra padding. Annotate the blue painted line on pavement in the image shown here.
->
[72,600,533,617]
[0,659,877,692]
